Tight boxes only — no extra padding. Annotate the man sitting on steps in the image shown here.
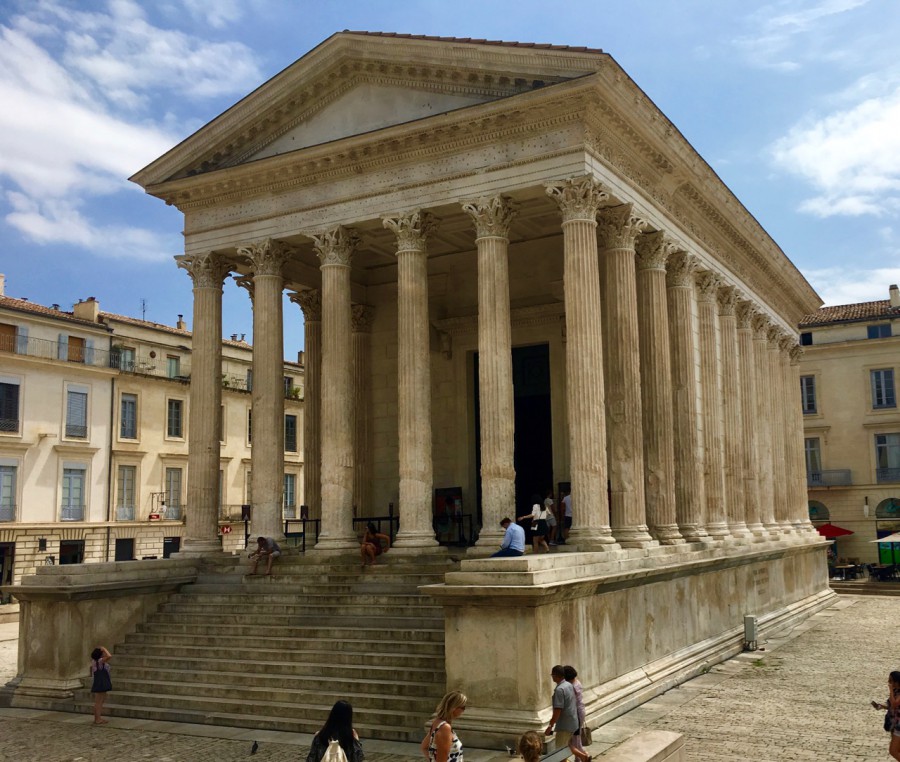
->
[248,536,281,575]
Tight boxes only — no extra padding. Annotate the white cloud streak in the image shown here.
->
[804,266,900,306]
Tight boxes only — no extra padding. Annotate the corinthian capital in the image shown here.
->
[237,238,292,277]
[175,252,232,290]
[778,334,795,353]
[545,176,609,222]
[383,210,439,253]
[635,231,675,271]
[351,304,375,333]
[312,226,359,267]
[233,273,255,304]
[751,313,771,340]
[596,203,648,250]
[716,285,738,316]
[767,325,785,346]
[665,250,698,288]
[790,345,803,364]
[695,270,722,303]
[288,289,321,322]
[461,195,517,239]
[735,299,758,330]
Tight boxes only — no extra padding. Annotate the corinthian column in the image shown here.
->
[717,286,751,539]
[175,252,231,556]
[665,252,707,542]
[736,300,766,538]
[289,290,321,521]
[597,205,654,548]
[237,238,291,543]
[789,346,817,535]
[752,315,779,536]
[383,211,441,550]
[460,196,518,548]
[546,177,617,549]
[695,271,730,539]
[776,334,797,534]
[767,325,790,534]
[352,304,374,520]
[312,226,359,550]
[634,232,682,545]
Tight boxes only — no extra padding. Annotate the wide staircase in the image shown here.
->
[86,555,455,741]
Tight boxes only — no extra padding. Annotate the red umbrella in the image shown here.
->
[816,523,854,539]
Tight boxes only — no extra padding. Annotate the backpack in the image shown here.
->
[322,738,349,762]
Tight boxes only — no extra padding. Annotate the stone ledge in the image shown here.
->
[598,730,684,761]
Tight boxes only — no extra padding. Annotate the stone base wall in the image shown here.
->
[427,539,833,747]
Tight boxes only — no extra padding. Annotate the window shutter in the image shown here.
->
[67,390,87,427]
[57,334,68,360]
[84,339,94,365]
[15,326,28,354]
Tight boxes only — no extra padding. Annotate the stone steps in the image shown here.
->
[88,558,452,740]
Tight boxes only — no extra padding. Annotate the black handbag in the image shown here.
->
[91,665,112,693]
[885,710,892,733]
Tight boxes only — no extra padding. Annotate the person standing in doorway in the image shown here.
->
[561,490,573,544]
[545,665,578,753]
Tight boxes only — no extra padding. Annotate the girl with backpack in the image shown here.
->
[306,700,364,762]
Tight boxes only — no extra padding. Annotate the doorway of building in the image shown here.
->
[473,343,553,527]
[59,540,84,565]
[0,542,14,603]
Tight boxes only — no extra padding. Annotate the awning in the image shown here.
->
[870,532,900,543]
[815,523,854,539]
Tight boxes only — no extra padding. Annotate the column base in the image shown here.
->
[475,529,505,550]
[728,522,753,539]
[678,524,709,542]
[612,524,658,549]
[568,527,620,551]
[392,531,442,551]
[174,538,223,557]
[652,524,686,545]
[705,522,731,539]
[313,533,359,552]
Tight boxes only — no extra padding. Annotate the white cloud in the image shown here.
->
[804,266,900,306]
[771,84,900,217]
[179,0,244,29]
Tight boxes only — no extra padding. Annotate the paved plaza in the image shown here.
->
[0,595,897,761]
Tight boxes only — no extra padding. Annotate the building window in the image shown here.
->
[119,347,135,372]
[285,414,297,452]
[247,408,252,444]
[65,388,89,439]
[872,369,896,409]
[165,467,183,519]
[0,380,20,433]
[868,324,892,339]
[800,375,817,415]
[0,323,15,352]
[0,464,16,521]
[799,331,813,346]
[805,438,822,486]
[284,376,293,397]
[219,404,225,443]
[167,399,183,438]
[246,369,253,392]
[61,466,86,520]
[114,538,134,561]
[876,434,900,483]
[167,355,181,378]
[117,465,136,520]
[284,473,296,518]
[120,393,137,439]
[163,536,181,558]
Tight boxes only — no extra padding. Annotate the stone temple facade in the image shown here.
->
[125,32,831,742]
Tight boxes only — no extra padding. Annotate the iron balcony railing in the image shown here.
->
[61,504,84,521]
[111,350,192,382]
[0,504,15,522]
[877,467,900,483]
[1,334,113,367]
[0,417,18,432]
[116,505,135,521]
[65,423,88,439]
[807,470,852,488]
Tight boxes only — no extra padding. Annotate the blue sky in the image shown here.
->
[1,0,899,357]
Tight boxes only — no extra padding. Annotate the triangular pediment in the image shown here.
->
[131,32,608,189]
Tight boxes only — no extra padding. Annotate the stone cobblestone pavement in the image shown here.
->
[1,595,898,761]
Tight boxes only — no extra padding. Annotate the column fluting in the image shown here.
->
[289,290,321,522]
[767,326,791,535]
[352,304,374,520]
[752,315,780,536]
[736,300,766,538]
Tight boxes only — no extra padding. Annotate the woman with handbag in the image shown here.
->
[89,646,112,725]
[421,690,467,762]
[305,700,365,762]
[518,495,550,554]
[872,670,900,760]
[563,665,591,762]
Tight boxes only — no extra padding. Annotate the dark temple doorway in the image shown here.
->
[473,343,553,526]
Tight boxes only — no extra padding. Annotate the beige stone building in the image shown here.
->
[0,283,304,596]
[799,285,900,564]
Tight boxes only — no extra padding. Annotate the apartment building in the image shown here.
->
[0,280,303,597]
[799,284,900,563]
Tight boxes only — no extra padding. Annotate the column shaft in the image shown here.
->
[598,205,654,548]
[176,252,230,556]
[384,211,440,550]
[635,233,682,544]
[736,301,766,538]
[665,252,707,541]
[352,306,374,519]
[778,337,799,534]
[290,291,321,522]
[752,317,779,535]
[546,178,617,549]
[767,327,790,534]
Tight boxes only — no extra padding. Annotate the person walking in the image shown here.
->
[872,670,900,761]
[518,495,550,554]
[544,490,558,545]
[560,490,572,544]
[305,700,365,762]
[422,690,467,762]
[89,646,112,725]
[545,665,579,753]
[563,665,590,762]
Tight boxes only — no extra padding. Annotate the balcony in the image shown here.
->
[877,467,900,484]
[0,417,18,433]
[0,504,14,522]
[1,334,112,368]
[61,504,84,521]
[807,470,853,488]
[116,505,135,521]
[65,423,88,439]
[163,504,183,520]
[110,350,191,383]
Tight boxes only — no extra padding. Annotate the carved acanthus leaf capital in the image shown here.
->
[312,226,360,267]
[665,250,698,288]
[461,195,517,239]
[351,304,375,333]
[237,238,292,277]
[233,274,255,303]
[635,231,675,271]
[735,299,758,330]
[716,285,738,316]
[175,252,232,290]
[596,203,649,250]
[288,289,321,322]
[695,270,722,303]
[545,176,609,222]
[751,314,771,340]
[778,334,795,353]
[767,325,785,347]
[383,210,439,253]
[790,345,803,364]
